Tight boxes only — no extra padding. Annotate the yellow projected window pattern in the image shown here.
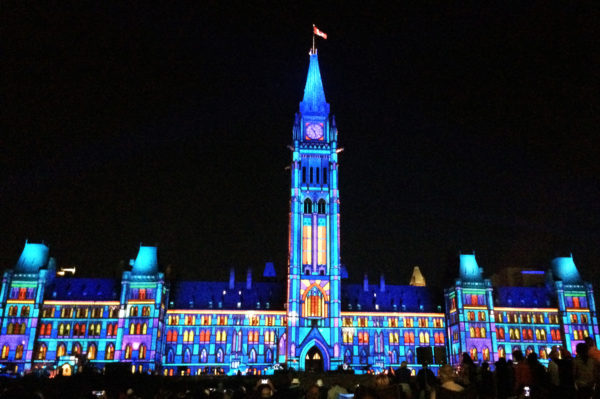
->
[302,225,312,265]
[318,225,327,265]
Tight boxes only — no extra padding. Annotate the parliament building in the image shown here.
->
[1,49,597,376]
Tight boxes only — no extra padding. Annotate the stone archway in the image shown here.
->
[304,346,324,373]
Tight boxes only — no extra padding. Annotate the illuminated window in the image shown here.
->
[404,331,415,344]
[15,344,23,360]
[317,224,327,265]
[57,343,66,357]
[139,288,147,300]
[498,346,505,358]
[36,343,47,360]
[265,316,275,326]
[105,343,115,360]
[201,329,210,343]
[433,318,443,328]
[72,342,82,355]
[0,345,8,360]
[467,312,475,321]
[497,327,505,340]
[124,345,132,359]
[496,312,504,323]
[478,312,486,321]
[88,344,97,360]
[388,318,398,327]
[482,347,490,361]
[216,330,227,342]
[404,318,413,328]
[471,295,478,305]
[248,330,259,344]
[183,330,194,342]
[20,306,30,317]
[42,306,54,317]
[302,223,312,265]
[130,307,138,317]
[480,328,486,338]
[389,332,399,345]
[142,307,150,317]
[419,332,430,345]
[358,331,369,345]
[418,318,429,327]
[185,315,195,325]
[573,296,580,308]
[200,348,208,363]
[343,330,354,343]
[217,316,227,325]
[265,330,275,345]
[470,347,477,361]
[216,348,224,363]
[249,315,259,326]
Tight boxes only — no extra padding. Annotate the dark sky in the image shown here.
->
[3,2,598,288]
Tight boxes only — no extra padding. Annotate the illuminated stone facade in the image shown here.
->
[0,50,597,375]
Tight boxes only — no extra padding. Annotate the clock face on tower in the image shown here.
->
[305,123,324,140]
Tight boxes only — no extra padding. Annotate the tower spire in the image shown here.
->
[299,49,330,116]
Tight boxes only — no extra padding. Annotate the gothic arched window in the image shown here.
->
[105,343,115,360]
[317,199,326,214]
[304,198,313,214]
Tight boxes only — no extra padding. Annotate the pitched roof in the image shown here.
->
[341,284,442,312]
[45,277,120,301]
[169,280,285,310]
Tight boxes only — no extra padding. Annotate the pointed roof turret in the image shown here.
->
[15,241,50,273]
[130,245,159,275]
[551,255,582,284]
[459,253,483,282]
[299,51,330,116]
[410,266,426,286]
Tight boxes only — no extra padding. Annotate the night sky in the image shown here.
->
[3,3,598,288]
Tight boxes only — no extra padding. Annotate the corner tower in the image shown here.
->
[287,49,342,371]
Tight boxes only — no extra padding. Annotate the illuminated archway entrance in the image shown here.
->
[305,346,324,373]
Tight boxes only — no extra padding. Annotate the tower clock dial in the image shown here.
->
[306,123,324,140]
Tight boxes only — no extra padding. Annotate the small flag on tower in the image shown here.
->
[313,25,327,39]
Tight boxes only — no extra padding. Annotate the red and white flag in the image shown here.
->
[313,25,327,39]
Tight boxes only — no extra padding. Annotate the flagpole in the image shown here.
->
[312,24,316,54]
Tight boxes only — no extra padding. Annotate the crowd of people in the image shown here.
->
[1,337,599,399]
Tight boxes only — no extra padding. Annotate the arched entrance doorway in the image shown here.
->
[305,346,324,373]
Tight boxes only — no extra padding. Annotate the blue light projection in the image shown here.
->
[299,52,330,116]
[14,241,49,273]
[0,48,597,376]
[130,245,159,275]
[458,254,483,281]
[551,256,582,284]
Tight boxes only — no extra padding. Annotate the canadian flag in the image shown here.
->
[313,25,327,39]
